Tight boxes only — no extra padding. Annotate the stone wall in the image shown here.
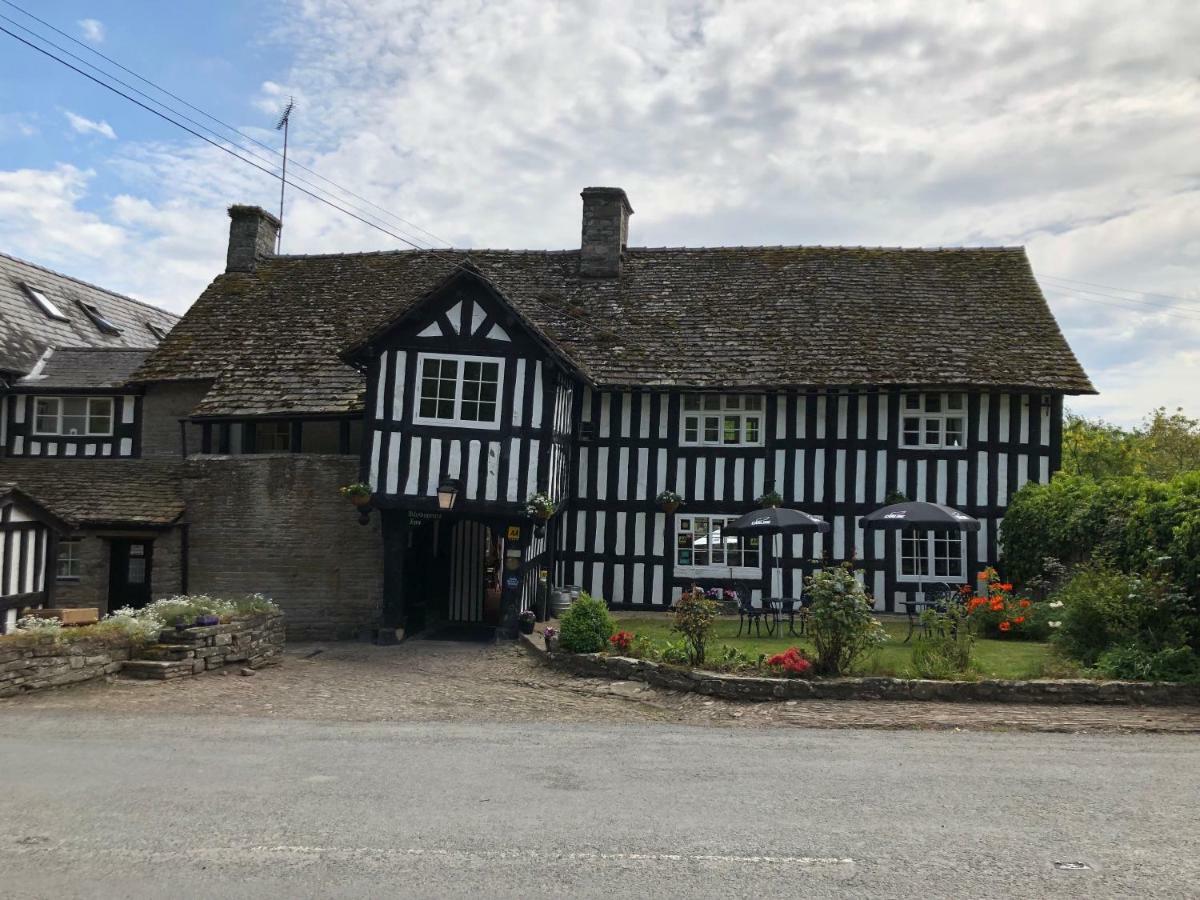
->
[0,638,130,698]
[182,455,383,639]
[0,612,284,697]
[123,611,284,679]
[140,381,210,459]
[526,636,1200,707]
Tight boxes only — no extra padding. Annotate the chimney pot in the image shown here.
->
[226,205,281,272]
[580,187,633,278]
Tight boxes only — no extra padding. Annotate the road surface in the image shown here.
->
[1,710,1196,898]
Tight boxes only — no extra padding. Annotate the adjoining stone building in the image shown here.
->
[1,190,1095,640]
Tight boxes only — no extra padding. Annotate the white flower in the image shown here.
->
[1048,621,1062,628]
[1049,601,1064,609]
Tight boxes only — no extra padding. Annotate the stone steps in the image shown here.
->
[120,659,201,680]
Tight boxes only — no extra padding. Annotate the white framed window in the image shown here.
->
[901,391,966,449]
[56,539,81,580]
[898,530,966,581]
[33,397,114,436]
[675,514,762,576]
[413,353,504,429]
[22,283,68,321]
[681,394,764,446]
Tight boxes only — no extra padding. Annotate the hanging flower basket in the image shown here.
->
[340,482,372,508]
[525,492,557,522]
[656,490,683,514]
[756,490,783,509]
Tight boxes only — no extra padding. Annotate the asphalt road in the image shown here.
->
[0,711,1196,899]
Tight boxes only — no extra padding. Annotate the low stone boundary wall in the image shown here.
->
[123,612,285,680]
[0,612,284,697]
[0,639,131,698]
[521,634,1200,706]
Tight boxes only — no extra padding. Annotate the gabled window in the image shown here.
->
[146,322,168,341]
[675,514,761,573]
[414,353,503,429]
[33,397,114,436]
[56,539,82,580]
[77,300,121,335]
[681,395,764,446]
[21,284,69,321]
[898,530,965,581]
[901,391,966,449]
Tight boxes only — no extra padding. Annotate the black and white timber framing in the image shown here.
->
[0,491,62,632]
[1,393,141,458]
[344,267,1066,618]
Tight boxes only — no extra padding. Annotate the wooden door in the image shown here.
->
[108,539,153,610]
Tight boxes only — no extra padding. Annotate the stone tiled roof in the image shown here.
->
[0,251,179,378]
[0,460,185,527]
[133,245,1094,416]
[14,348,152,390]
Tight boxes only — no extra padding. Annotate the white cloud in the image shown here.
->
[63,110,116,140]
[0,165,125,263]
[77,18,105,44]
[3,0,1200,424]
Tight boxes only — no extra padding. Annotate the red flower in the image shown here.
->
[1013,616,1025,625]
[609,631,634,652]
[999,621,1012,632]
[1019,599,1031,609]
[989,599,1004,612]
[767,647,812,677]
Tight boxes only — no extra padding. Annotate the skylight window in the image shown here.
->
[21,283,68,321]
[77,300,122,336]
[146,321,168,341]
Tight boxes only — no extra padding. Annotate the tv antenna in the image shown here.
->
[275,97,294,252]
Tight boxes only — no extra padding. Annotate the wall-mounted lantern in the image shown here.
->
[437,478,460,511]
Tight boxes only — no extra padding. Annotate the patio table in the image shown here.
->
[762,597,804,638]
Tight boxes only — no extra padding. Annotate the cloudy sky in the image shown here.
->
[0,1,1197,425]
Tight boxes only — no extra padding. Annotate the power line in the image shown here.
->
[1041,272,1200,307]
[1039,277,1200,318]
[0,0,454,250]
[1042,286,1200,323]
[0,10,448,253]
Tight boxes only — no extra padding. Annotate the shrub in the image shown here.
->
[557,592,615,653]
[673,587,720,665]
[1095,644,1200,683]
[911,602,976,678]
[658,638,691,665]
[806,563,888,675]
[1051,563,1138,665]
[709,644,763,673]
[766,647,813,677]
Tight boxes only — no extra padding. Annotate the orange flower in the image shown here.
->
[1014,616,1025,624]
[999,582,1013,592]
[989,599,1004,612]
[999,621,1012,632]
[1019,599,1031,608]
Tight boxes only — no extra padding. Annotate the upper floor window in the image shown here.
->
[675,514,761,573]
[898,530,965,581]
[253,421,291,452]
[901,392,966,449]
[21,283,69,321]
[681,394,764,446]
[56,539,81,580]
[414,353,503,429]
[33,397,113,437]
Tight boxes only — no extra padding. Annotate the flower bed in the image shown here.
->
[0,594,284,697]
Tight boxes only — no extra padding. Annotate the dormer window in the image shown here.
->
[33,397,114,436]
[146,322,168,341]
[413,353,503,429]
[78,300,121,335]
[21,283,69,321]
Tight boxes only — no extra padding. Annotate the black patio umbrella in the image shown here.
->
[861,501,981,605]
[860,500,981,533]
[724,507,831,603]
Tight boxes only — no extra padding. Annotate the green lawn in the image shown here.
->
[612,614,1077,680]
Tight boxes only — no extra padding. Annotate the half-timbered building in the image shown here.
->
[108,188,1094,639]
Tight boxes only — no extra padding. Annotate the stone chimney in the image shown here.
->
[226,205,281,272]
[579,187,633,278]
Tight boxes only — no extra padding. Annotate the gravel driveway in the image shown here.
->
[3,639,1198,733]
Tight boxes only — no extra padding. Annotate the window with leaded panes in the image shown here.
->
[675,514,761,571]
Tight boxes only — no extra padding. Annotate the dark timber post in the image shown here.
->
[381,509,408,630]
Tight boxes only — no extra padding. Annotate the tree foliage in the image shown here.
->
[1062,407,1200,480]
